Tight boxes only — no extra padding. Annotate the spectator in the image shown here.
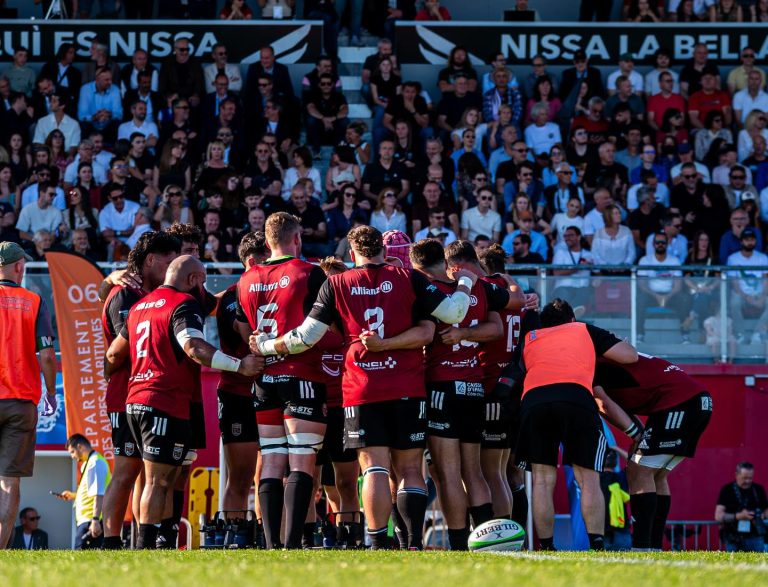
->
[506,232,545,269]
[301,56,341,105]
[16,182,65,243]
[55,434,110,550]
[524,103,562,156]
[26,229,55,262]
[117,100,159,149]
[35,94,81,157]
[451,129,487,173]
[326,184,367,242]
[750,0,768,20]
[0,164,19,213]
[647,71,686,134]
[64,141,108,189]
[629,186,666,248]
[614,124,645,176]
[583,141,629,200]
[438,46,478,94]
[220,0,254,19]
[438,74,482,137]
[729,48,766,96]
[695,112,734,162]
[720,207,762,265]
[382,81,431,146]
[119,49,159,96]
[726,228,768,344]
[245,49,295,124]
[559,50,605,101]
[82,40,121,86]
[502,211,548,259]
[98,183,140,251]
[371,58,402,136]
[63,185,99,246]
[342,121,371,167]
[158,38,205,110]
[412,181,459,236]
[671,144,711,184]
[306,74,350,158]
[713,144,751,186]
[0,203,20,243]
[605,77,645,121]
[69,226,98,261]
[523,55,558,99]
[715,462,768,552]
[487,126,520,184]
[285,183,328,257]
[155,184,194,230]
[680,45,720,99]
[3,48,35,98]
[683,230,720,326]
[630,145,669,185]
[6,132,30,187]
[644,212,687,261]
[571,96,610,147]
[628,170,670,210]
[416,0,451,20]
[668,0,711,20]
[734,73,768,129]
[636,230,690,342]
[541,144,576,189]
[204,44,243,95]
[549,194,586,246]
[10,507,48,550]
[644,48,680,96]
[723,165,758,209]
[709,0,743,20]
[584,189,620,243]
[305,0,340,62]
[194,140,234,200]
[525,76,561,124]
[551,225,593,308]
[325,146,361,194]
[625,0,663,20]
[77,68,122,142]
[737,111,768,163]
[461,185,502,242]
[361,39,398,106]
[482,67,523,129]
[1,93,32,148]
[369,188,407,234]
[503,161,545,213]
[422,137,455,190]
[607,54,644,96]
[414,206,457,244]
[362,140,410,208]
[39,44,81,108]
[281,146,322,201]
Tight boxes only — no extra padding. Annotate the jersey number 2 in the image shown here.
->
[135,320,150,358]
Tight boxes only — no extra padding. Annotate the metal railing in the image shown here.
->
[666,521,723,551]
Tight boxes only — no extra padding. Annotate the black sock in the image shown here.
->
[630,492,657,549]
[396,487,428,549]
[588,533,605,551]
[469,503,494,529]
[137,524,158,550]
[302,522,316,548]
[156,517,178,549]
[391,502,407,549]
[448,527,470,551]
[538,536,555,551]
[172,489,184,524]
[102,536,123,550]
[284,471,315,549]
[367,527,390,550]
[651,495,671,550]
[258,478,284,549]
[255,520,265,549]
[511,485,528,528]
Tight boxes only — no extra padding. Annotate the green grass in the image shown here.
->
[0,550,766,586]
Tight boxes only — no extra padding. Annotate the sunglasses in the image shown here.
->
[258,82,270,87]
[520,172,533,177]
[168,191,183,197]
[474,176,487,181]
[175,105,190,110]
[26,516,41,521]
[682,174,697,179]
[110,194,125,201]
[514,148,529,153]
[731,175,746,180]
[384,192,396,198]
[344,192,356,197]
[478,196,493,201]
[512,241,522,245]
[176,47,190,53]
[743,53,756,58]
[654,241,667,245]
[319,82,333,87]
[256,148,270,153]
[217,133,233,138]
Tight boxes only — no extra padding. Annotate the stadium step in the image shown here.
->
[340,75,362,91]
[338,46,378,64]
[348,103,372,118]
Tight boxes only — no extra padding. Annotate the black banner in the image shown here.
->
[396,22,768,66]
[0,19,323,64]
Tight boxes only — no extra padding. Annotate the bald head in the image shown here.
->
[165,255,206,292]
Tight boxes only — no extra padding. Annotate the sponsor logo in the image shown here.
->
[346,428,365,439]
[664,364,685,373]
[381,281,393,293]
[135,299,165,310]
[428,420,450,431]
[291,406,314,416]
[350,283,392,295]
[481,432,507,442]
[455,381,484,397]
[130,369,155,382]
[410,432,425,442]
[172,444,184,461]
[145,445,160,456]
[473,521,520,538]
[658,440,682,448]
[279,276,290,288]
[469,295,478,306]
[124,442,135,456]
[440,357,479,369]
[231,423,242,437]
[249,282,280,292]
[702,395,713,411]
[353,356,397,370]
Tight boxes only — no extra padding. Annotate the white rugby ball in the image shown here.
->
[468,519,525,552]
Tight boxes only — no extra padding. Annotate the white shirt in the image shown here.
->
[727,250,768,296]
[737,128,768,162]
[99,200,140,241]
[591,225,636,265]
[16,202,64,235]
[524,122,562,156]
[20,184,66,210]
[583,208,606,236]
[552,245,593,288]
[203,63,243,94]
[627,183,670,210]
[637,253,683,294]
[370,209,407,234]
[32,113,82,150]
[460,206,502,242]
[125,223,152,249]
[732,89,768,123]
[117,119,159,143]
[607,70,644,94]
[64,157,109,186]
[414,226,458,244]
[758,186,768,224]
[670,162,711,183]
[120,68,159,95]
[549,213,584,246]
[644,68,680,97]
[281,167,322,201]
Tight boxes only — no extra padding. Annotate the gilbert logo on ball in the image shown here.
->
[468,519,525,552]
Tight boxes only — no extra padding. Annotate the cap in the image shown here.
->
[741,227,758,239]
[573,49,587,61]
[0,202,12,214]
[619,52,635,61]
[429,227,448,238]
[0,241,32,266]
[382,230,413,269]
[677,143,692,154]
[741,192,757,202]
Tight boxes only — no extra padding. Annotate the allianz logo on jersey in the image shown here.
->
[134,299,166,311]
[353,356,397,370]
[249,276,291,292]
[350,281,393,295]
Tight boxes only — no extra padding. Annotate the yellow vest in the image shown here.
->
[74,452,111,525]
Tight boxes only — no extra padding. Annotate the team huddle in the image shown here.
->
[98,214,713,551]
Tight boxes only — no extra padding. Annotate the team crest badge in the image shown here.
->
[124,442,135,457]
[232,423,242,437]
[173,445,184,461]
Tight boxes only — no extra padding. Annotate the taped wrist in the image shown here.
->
[211,350,242,372]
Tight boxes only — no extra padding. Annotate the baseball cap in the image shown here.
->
[0,241,32,266]
[741,192,757,202]
[677,143,692,154]
[619,52,634,61]
[382,230,412,269]
[741,227,758,239]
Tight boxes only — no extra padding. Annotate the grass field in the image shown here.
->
[0,550,766,587]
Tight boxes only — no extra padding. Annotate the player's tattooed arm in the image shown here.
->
[439,311,503,346]
[361,320,436,352]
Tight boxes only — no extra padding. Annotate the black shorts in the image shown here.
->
[636,392,713,460]
[217,391,259,445]
[188,401,206,450]
[344,397,426,451]
[426,381,485,443]
[126,403,190,466]
[318,405,357,464]
[255,374,327,423]
[515,387,607,471]
[480,399,519,450]
[109,411,141,459]
[0,399,37,477]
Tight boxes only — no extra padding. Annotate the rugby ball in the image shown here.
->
[468,519,525,552]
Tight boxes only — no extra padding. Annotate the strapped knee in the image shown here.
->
[261,436,288,455]
[287,432,324,455]
[362,466,390,477]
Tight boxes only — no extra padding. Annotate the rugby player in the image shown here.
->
[445,241,530,526]
[105,255,264,549]
[249,225,478,549]
[410,239,521,550]
[511,299,637,551]
[101,231,181,550]
[593,354,713,550]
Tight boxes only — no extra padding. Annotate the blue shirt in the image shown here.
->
[720,230,763,264]
[78,82,123,128]
[502,229,549,259]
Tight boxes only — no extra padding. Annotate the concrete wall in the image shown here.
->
[19,454,75,549]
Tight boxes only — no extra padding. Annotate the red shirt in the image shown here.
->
[647,92,687,124]
[216,285,255,397]
[688,89,731,121]
[479,274,522,385]
[415,7,452,20]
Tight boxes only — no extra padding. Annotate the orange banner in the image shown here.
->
[46,252,113,464]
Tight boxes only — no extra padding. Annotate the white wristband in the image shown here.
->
[257,338,278,356]
[457,276,473,290]
[211,350,242,373]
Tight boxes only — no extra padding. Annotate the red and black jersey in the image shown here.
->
[216,285,255,397]
[425,279,491,383]
[310,264,450,406]
[102,284,145,413]
[123,286,205,420]
[237,257,326,381]
[594,354,706,415]
[479,274,522,381]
